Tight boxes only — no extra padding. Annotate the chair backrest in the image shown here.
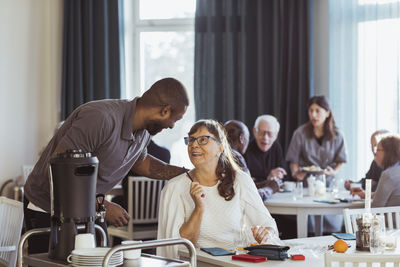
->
[0,196,24,267]
[343,206,400,234]
[127,176,166,224]
[325,252,400,267]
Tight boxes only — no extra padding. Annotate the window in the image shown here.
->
[123,0,196,167]
[329,0,400,180]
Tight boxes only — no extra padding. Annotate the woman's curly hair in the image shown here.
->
[188,119,240,200]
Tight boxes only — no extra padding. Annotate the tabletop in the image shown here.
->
[264,190,364,237]
[179,234,400,267]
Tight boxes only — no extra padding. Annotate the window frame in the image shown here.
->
[122,0,195,99]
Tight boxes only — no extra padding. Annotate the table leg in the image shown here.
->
[297,212,308,238]
[315,215,323,236]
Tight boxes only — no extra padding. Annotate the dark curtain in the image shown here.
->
[194,0,311,152]
[61,0,124,119]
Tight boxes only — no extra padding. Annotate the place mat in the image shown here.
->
[331,233,356,240]
[313,199,340,204]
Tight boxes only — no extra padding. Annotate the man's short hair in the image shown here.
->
[254,115,280,132]
[141,78,189,114]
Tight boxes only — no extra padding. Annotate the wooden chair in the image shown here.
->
[0,197,24,267]
[343,206,400,234]
[108,176,165,244]
[325,252,400,267]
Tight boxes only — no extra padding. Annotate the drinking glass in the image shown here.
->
[293,182,303,200]
[330,178,340,198]
[370,215,386,254]
[315,174,326,197]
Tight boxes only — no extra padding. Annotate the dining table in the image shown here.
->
[179,231,400,267]
[264,189,364,238]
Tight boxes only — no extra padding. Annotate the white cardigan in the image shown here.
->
[156,169,279,259]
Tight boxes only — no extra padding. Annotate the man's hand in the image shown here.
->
[104,200,130,227]
[344,180,353,190]
[266,179,281,193]
[269,167,287,180]
[350,187,365,199]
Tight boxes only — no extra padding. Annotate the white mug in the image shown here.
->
[121,240,143,260]
[283,181,295,191]
[74,233,96,250]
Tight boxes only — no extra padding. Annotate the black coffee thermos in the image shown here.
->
[48,149,99,261]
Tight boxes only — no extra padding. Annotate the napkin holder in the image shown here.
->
[244,244,290,260]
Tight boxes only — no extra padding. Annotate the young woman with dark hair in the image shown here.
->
[286,95,347,187]
[285,95,347,234]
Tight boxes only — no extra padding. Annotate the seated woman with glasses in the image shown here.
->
[350,134,400,207]
[157,119,279,259]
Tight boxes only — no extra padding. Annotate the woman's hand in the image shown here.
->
[350,187,365,199]
[251,226,274,244]
[324,166,336,177]
[190,182,205,208]
[294,170,307,181]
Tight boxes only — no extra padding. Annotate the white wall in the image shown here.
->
[0,0,63,185]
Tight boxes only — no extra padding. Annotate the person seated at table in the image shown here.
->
[286,95,347,234]
[225,119,281,200]
[286,95,347,188]
[157,119,280,259]
[345,129,389,192]
[224,120,250,173]
[351,134,400,207]
[244,115,286,199]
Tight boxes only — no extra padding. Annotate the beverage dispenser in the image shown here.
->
[48,149,99,261]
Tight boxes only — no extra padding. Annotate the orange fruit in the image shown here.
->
[333,239,348,253]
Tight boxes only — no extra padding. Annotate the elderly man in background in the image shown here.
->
[243,115,286,201]
[245,115,296,239]
[224,119,281,200]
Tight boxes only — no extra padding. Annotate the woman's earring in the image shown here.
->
[216,152,221,158]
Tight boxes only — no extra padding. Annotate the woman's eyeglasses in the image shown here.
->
[373,146,384,154]
[184,135,219,146]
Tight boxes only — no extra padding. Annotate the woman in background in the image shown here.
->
[351,134,400,207]
[157,119,279,258]
[286,95,347,187]
[286,95,347,234]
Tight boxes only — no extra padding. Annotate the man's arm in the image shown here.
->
[131,154,185,180]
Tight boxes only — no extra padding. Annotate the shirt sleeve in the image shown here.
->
[285,128,302,163]
[237,171,279,239]
[59,106,112,153]
[333,132,347,163]
[156,179,186,258]
[372,172,392,207]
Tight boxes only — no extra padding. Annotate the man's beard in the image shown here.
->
[146,120,165,135]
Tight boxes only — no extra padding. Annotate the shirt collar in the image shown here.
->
[121,97,139,141]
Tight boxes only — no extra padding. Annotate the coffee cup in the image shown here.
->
[74,233,95,249]
[283,181,295,191]
[121,240,143,260]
